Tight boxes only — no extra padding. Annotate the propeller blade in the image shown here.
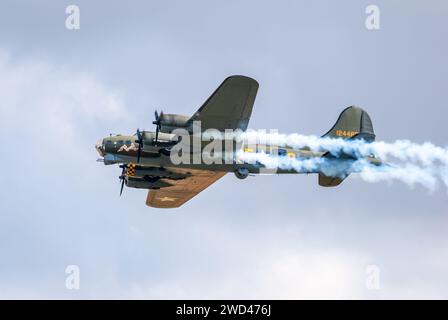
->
[155,125,159,146]
[135,128,144,163]
[119,164,127,196]
[153,109,162,146]
[120,178,125,196]
[137,145,142,163]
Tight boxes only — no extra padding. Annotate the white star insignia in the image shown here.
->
[157,196,176,202]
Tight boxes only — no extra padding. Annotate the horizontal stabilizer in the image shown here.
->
[318,174,345,187]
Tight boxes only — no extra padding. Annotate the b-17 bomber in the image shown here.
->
[95,76,380,208]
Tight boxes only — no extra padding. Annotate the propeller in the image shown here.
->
[135,128,144,163]
[119,164,127,196]
[152,110,163,146]
[134,110,162,162]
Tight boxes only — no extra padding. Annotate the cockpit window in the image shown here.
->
[125,140,132,146]
[117,140,124,145]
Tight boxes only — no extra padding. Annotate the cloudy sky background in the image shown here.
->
[0,0,447,299]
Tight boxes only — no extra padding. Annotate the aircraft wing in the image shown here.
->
[189,75,259,131]
[146,169,226,208]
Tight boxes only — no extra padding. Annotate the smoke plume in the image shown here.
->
[237,131,448,192]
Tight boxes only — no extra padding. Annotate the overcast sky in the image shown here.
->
[0,0,447,299]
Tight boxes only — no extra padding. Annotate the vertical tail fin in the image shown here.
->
[319,106,375,187]
[322,106,375,141]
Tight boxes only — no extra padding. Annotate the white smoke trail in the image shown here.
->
[236,131,448,192]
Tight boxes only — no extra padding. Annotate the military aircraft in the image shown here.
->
[95,75,380,208]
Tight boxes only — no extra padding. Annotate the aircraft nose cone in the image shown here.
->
[95,139,105,157]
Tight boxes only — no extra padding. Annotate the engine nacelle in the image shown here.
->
[159,114,191,133]
[234,167,249,179]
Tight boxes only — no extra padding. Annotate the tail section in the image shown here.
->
[319,106,375,187]
[322,106,375,142]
